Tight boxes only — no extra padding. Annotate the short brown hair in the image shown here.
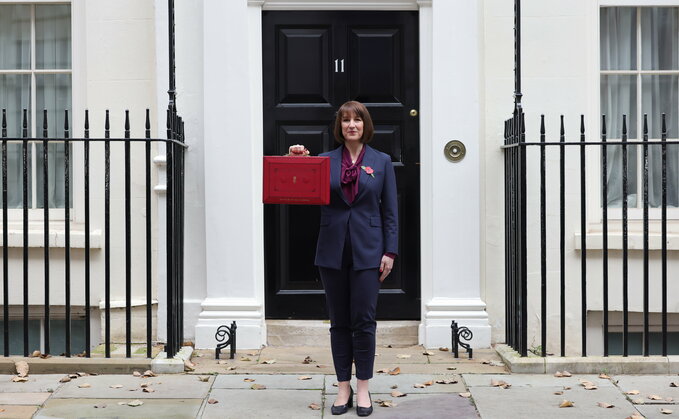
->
[333,101,375,143]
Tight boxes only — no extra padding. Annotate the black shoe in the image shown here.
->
[356,392,373,417]
[331,386,353,415]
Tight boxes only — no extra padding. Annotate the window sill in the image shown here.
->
[575,231,679,251]
[0,227,102,249]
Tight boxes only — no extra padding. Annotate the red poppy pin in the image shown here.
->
[361,166,375,178]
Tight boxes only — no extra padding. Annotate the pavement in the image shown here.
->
[0,345,675,418]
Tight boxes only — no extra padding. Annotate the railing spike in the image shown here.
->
[622,114,627,135]
[64,110,70,139]
[125,109,130,133]
[662,113,666,135]
[580,115,585,134]
[602,114,606,136]
[145,109,151,131]
[105,109,110,132]
[1,110,6,137]
[560,115,564,136]
[22,109,28,138]
[84,109,89,132]
[643,113,648,135]
[540,115,545,134]
[43,110,48,138]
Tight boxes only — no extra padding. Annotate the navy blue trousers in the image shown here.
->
[319,230,381,381]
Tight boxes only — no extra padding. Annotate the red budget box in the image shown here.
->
[263,156,330,205]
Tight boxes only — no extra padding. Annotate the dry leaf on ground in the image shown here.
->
[15,361,28,377]
[31,350,41,357]
[143,370,156,377]
[459,392,471,398]
[423,351,435,356]
[648,394,663,400]
[554,391,563,395]
[94,404,106,409]
[127,400,143,407]
[598,373,611,379]
[207,399,218,405]
[217,360,228,365]
[388,367,401,376]
[59,377,71,383]
[397,354,411,359]
[559,400,574,408]
[632,398,644,405]
[597,402,614,408]
[78,383,91,388]
[302,356,315,364]
[377,399,396,407]
[12,376,28,382]
[308,403,321,410]
[110,384,123,389]
[435,379,458,385]
[584,384,598,390]
[414,383,426,388]
[132,371,142,377]
[251,384,266,390]
[563,386,572,390]
[76,372,88,377]
[239,357,252,362]
[261,359,276,364]
[490,379,511,389]
[661,408,673,414]
[198,376,209,382]
[554,371,572,377]
[298,376,312,380]
[68,374,79,379]
[439,347,449,351]
[447,367,457,370]
[390,385,398,389]
[227,366,237,371]
[626,390,640,395]
[391,390,406,397]
[142,388,155,393]
[626,413,644,419]
[243,378,256,382]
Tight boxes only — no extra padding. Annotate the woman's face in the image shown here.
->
[341,111,364,143]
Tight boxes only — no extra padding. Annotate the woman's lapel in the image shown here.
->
[354,145,375,203]
[330,146,350,206]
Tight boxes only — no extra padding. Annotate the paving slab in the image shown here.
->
[213,374,324,390]
[325,374,465,394]
[635,404,677,418]
[0,405,39,419]
[470,385,636,419]
[51,374,214,399]
[463,373,615,388]
[34,398,202,419]
[256,346,335,365]
[613,375,679,404]
[0,392,50,405]
[200,389,323,419]
[322,393,479,418]
[0,374,64,393]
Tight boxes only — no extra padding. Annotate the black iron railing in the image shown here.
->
[0,107,185,359]
[504,110,677,358]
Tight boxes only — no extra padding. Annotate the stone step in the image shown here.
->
[265,320,419,347]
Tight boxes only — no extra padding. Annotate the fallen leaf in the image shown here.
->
[227,366,237,371]
[671,382,679,388]
[117,402,126,406]
[217,360,228,365]
[489,361,505,367]
[332,382,338,387]
[198,376,210,382]
[76,372,89,377]
[584,384,598,390]
[110,384,123,389]
[597,402,614,408]
[132,371,142,377]
[563,386,572,390]
[140,383,149,388]
[554,391,563,395]
[632,398,644,405]
[143,370,156,377]
[626,413,645,419]
[435,379,458,385]
[490,379,511,389]
[127,400,143,407]
[31,350,41,357]
[40,354,52,359]
[423,380,434,386]
[308,403,321,410]
[439,347,450,352]
[59,377,71,383]
[261,359,276,364]
[391,390,406,397]
[667,397,674,402]
[15,361,28,377]
[243,378,256,382]
[12,376,28,382]
[377,368,389,374]
[94,404,106,409]
[423,351,435,356]
[559,400,574,408]
[447,367,457,371]
[459,392,471,398]
[599,373,611,379]
[661,408,673,414]
[142,388,155,393]
[397,354,411,359]
[377,399,396,407]
[388,367,401,376]
[78,383,91,388]
[239,357,252,362]
[648,394,663,400]
[626,390,641,395]
[390,385,398,389]
[302,356,315,364]
[414,383,426,388]
[298,376,312,380]
[251,384,266,390]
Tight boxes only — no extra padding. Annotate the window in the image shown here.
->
[0,4,72,210]
[600,7,679,209]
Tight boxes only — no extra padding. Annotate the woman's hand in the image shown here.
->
[287,144,310,156]
[379,255,394,282]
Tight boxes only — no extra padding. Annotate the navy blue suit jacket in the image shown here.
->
[315,145,399,270]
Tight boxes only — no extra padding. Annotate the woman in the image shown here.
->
[315,101,398,416]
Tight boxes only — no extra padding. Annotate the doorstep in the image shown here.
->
[496,344,678,374]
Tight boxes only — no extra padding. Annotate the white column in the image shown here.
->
[419,0,491,349]
[195,0,266,349]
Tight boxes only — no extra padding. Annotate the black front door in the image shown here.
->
[263,11,419,319]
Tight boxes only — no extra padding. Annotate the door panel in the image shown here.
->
[263,11,419,319]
